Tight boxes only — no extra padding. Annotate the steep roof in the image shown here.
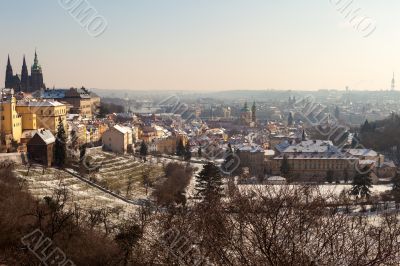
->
[113,125,132,134]
[31,129,56,145]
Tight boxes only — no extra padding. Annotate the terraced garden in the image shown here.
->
[84,151,164,199]
[13,151,164,218]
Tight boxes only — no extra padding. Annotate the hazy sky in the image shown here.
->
[0,0,399,91]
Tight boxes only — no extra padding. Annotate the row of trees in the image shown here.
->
[5,159,400,264]
[359,114,400,161]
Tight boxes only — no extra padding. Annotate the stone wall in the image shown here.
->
[0,152,28,164]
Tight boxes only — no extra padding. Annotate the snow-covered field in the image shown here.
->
[14,164,137,218]
[13,151,164,218]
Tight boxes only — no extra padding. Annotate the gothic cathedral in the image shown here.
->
[5,51,45,93]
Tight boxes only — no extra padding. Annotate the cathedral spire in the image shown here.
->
[32,49,42,72]
[21,55,29,92]
[5,54,14,89]
[33,49,39,67]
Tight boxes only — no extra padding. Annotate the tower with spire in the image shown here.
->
[21,55,29,91]
[240,101,252,125]
[391,72,395,91]
[30,50,45,92]
[5,55,14,89]
[251,101,256,123]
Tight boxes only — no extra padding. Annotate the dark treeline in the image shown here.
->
[99,102,125,118]
[359,114,400,162]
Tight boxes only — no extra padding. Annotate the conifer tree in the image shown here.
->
[350,169,372,199]
[54,119,67,167]
[195,162,223,202]
[140,141,148,159]
[184,142,192,161]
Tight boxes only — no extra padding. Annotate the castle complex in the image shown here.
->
[5,51,45,93]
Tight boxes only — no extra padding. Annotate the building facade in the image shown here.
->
[236,144,265,177]
[102,125,133,154]
[41,87,96,118]
[0,95,22,145]
[16,101,67,134]
[271,140,358,181]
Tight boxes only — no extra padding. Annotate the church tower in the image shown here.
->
[251,101,256,122]
[5,55,14,89]
[21,55,29,92]
[30,50,45,92]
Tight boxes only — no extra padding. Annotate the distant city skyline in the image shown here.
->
[1,1,400,91]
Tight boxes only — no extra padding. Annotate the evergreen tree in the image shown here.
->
[392,173,400,202]
[54,119,67,167]
[79,144,86,163]
[227,143,233,154]
[184,142,192,161]
[288,112,294,126]
[140,141,148,158]
[197,147,202,158]
[176,139,185,157]
[350,170,372,199]
[326,170,334,184]
[393,173,400,192]
[195,162,223,202]
[280,155,290,178]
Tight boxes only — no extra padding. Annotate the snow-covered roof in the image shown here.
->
[275,140,291,153]
[264,150,275,156]
[267,176,286,182]
[359,159,376,165]
[346,149,378,157]
[236,144,264,153]
[283,140,337,154]
[34,129,56,144]
[113,125,132,134]
[17,100,65,107]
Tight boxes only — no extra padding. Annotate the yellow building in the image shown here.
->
[0,96,22,143]
[17,101,67,134]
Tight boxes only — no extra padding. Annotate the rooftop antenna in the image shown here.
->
[391,72,395,91]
